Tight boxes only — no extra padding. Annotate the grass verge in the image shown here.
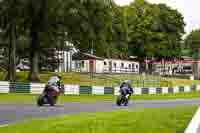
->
[0,106,197,133]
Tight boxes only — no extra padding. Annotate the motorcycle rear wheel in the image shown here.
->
[47,95,56,106]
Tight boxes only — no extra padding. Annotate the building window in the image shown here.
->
[104,61,107,65]
[136,65,138,69]
[129,64,131,68]
[121,63,124,68]
[81,61,84,67]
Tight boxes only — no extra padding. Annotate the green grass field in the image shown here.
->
[1,71,200,87]
[1,91,200,104]
[0,106,196,133]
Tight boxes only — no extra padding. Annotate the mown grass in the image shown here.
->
[1,71,200,87]
[163,77,200,87]
[0,106,197,133]
[1,91,200,104]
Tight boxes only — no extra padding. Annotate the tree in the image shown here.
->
[153,4,185,59]
[184,29,200,63]
[184,29,200,79]
[20,0,50,81]
[185,29,200,48]
[126,1,185,60]
[91,2,128,59]
[60,0,113,55]
[21,0,113,81]
[109,3,128,59]
[0,0,24,81]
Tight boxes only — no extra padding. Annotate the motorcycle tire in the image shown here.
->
[53,96,58,105]
[124,98,129,106]
[116,96,122,106]
[37,95,44,106]
[47,95,55,106]
[122,95,129,106]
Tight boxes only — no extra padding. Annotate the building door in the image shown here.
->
[109,61,112,73]
[132,64,135,72]
[89,60,94,73]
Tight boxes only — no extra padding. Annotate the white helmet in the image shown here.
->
[123,80,131,84]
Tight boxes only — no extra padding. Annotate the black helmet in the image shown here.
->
[58,75,62,80]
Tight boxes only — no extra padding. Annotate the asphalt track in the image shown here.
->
[1,99,200,126]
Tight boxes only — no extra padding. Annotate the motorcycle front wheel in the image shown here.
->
[37,95,44,106]
[123,97,129,106]
[116,95,122,106]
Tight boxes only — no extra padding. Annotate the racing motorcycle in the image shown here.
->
[116,94,130,106]
[37,84,64,106]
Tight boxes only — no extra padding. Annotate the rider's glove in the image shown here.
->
[126,94,130,98]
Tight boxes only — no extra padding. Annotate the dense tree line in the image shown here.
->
[0,0,185,82]
[184,29,200,59]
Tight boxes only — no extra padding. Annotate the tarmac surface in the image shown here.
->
[1,99,200,126]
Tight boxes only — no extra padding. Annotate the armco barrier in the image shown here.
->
[197,85,200,91]
[30,83,45,94]
[79,86,92,94]
[134,87,141,95]
[64,85,79,95]
[9,82,30,93]
[114,87,120,95]
[174,86,179,93]
[162,87,169,94]
[156,88,162,94]
[0,81,199,95]
[149,87,156,94]
[0,81,9,93]
[185,86,191,92]
[104,87,114,95]
[92,86,104,95]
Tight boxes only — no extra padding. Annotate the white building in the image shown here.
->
[72,53,140,74]
[152,58,193,75]
[103,59,139,73]
[72,53,105,73]
[56,41,78,72]
[55,41,140,74]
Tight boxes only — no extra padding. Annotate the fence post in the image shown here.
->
[143,80,144,87]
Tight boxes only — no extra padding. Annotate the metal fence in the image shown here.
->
[103,67,139,74]
[88,73,162,87]
[0,70,199,88]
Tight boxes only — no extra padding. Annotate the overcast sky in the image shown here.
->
[114,0,200,34]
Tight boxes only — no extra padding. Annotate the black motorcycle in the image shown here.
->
[116,94,129,106]
[37,84,64,106]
